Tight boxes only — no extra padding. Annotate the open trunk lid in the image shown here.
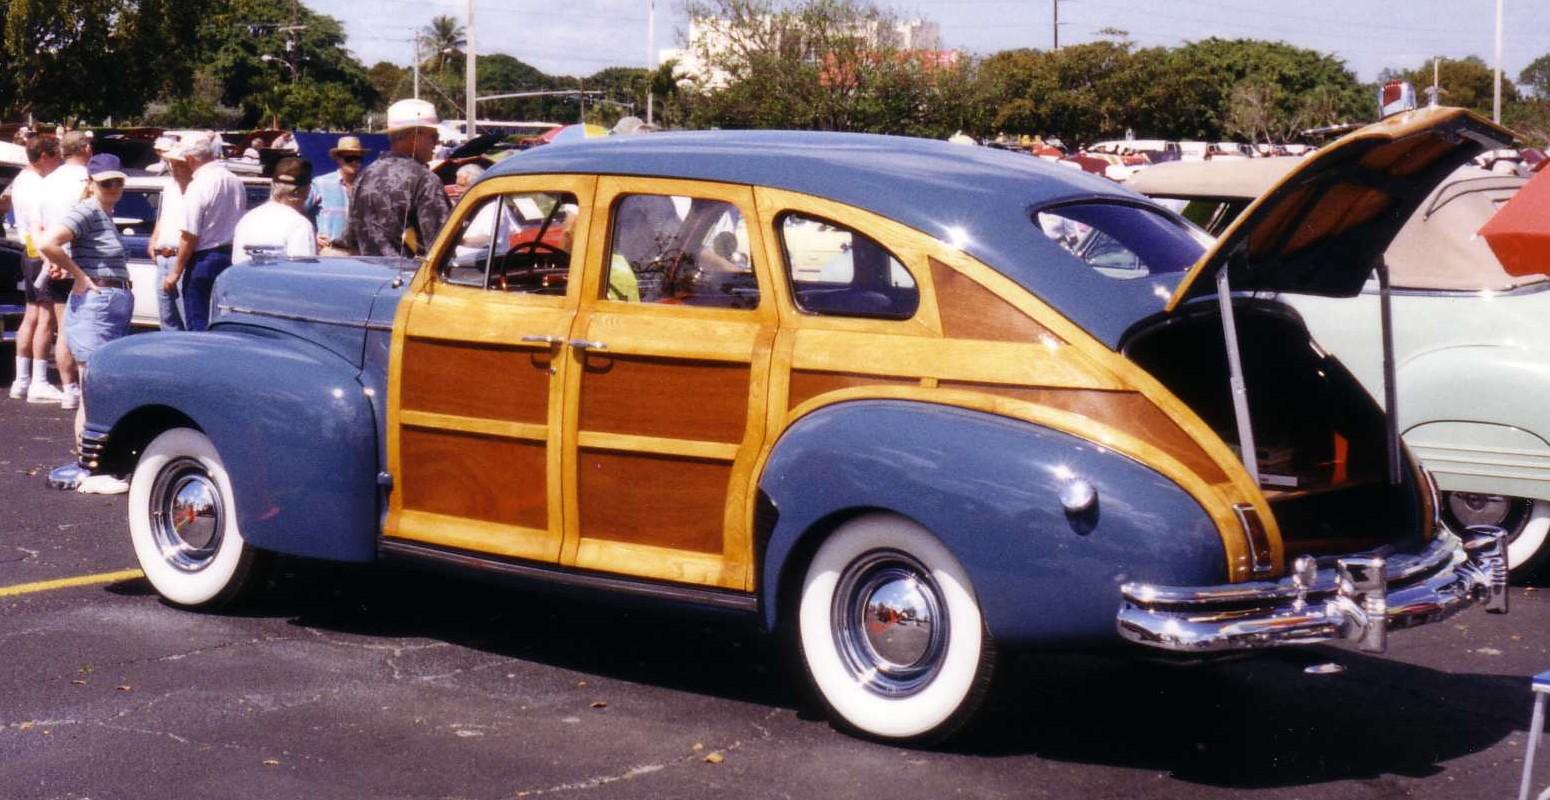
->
[1166,107,1516,310]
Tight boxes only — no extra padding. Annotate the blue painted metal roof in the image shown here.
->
[485,131,1184,347]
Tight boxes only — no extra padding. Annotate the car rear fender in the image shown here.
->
[83,327,380,562]
[754,400,1227,649]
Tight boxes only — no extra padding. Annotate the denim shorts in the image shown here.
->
[65,287,133,365]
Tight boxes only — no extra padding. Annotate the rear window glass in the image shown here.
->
[1036,203,1208,280]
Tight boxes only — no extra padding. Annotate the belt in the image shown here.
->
[195,245,234,256]
[91,277,132,290]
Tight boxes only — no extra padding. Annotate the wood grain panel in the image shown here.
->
[399,427,547,529]
[577,449,730,554]
[787,370,919,410]
[401,337,552,423]
[939,383,1228,483]
[578,354,750,444]
[931,258,1057,343]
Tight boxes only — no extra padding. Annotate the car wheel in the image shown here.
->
[1443,493,1550,578]
[128,428,267,608]
[796,513,996,744]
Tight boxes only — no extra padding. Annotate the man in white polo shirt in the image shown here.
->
[146,137,191,330]
[36,130,92,408]
[161,134,244,331]
[232,157,317,264]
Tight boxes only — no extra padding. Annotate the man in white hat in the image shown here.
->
[340,99,450,257]
[146,137,192,330]
[162,133,245,331]
[306,135,369,250]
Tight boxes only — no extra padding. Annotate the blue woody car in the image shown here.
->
[77,107,1511,744]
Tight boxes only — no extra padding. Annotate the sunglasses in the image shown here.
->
[96,179,125,189]
[338,155,363,164]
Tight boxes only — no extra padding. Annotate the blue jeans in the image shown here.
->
[154,254,185,331]
[65,287,133,365]
[182,248,233,332]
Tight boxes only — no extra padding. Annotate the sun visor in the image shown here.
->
[1167,107,1517,310]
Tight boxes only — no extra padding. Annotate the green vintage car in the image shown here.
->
[1130,157,1550,576]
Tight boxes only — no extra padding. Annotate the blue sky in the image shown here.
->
[312,0,1549,86]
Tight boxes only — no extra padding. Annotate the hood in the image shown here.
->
[210,257,413,366]
[1167,107,1516,310]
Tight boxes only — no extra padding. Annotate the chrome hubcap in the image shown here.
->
[832,550,948,697]
[1444,493,1531,544]
[149,458,224,572]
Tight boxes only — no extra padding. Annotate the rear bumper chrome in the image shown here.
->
[1117,528,1508,654]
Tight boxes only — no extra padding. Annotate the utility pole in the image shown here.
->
[413,36,421,100]
[1430,56,1441,106]
[646,0,656,126]
[466,0,477,138]
[1052,0,1059,51]
[1492,0,1503,123]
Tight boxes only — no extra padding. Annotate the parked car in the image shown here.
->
[115,174,271,327]
[1128,153,1550,576]
[74,111,1510,744]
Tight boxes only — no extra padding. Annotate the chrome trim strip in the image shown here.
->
[1363,281,1550,299]
[215,304,369,330]
[378,539,760,612]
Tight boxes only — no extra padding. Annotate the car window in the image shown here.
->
[605,193,759,310]
[779,213,918,320]
[1036,202,1208,280]
[440,190,577,295]
[114,189,161,236]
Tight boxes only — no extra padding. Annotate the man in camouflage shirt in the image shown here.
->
[341,99,450,257]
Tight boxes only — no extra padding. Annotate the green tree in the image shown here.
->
[1381,56,1518,116]
[420,14,465,75]
[367,61,410,110]
[1,0,201,122]
[1520,52,1550,98]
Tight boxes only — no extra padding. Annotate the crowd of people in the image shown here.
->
[5,98,457,492]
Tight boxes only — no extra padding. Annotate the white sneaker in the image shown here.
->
[77,475,130,495]
[60,385,81,410]
[8,379,28,399]
[26,383,63,404]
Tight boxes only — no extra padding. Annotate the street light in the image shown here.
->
[260,53,300,80]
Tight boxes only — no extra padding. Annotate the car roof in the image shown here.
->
[486,130,1182,347]
[1124,157,1303,199]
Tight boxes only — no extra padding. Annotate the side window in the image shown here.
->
[778,213,918,320]
[606,193,759,309]
[1035,202,1208,281]
[441,191,578,295]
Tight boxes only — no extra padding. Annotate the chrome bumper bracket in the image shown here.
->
[1117,529,1508,654]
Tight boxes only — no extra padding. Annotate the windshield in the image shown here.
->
[1035,202,1210,280]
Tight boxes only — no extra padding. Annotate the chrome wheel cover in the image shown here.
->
[149,457,225,572]
[1444,492,1532,545]
[831,549,949,697]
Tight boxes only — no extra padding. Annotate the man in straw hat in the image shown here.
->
[307,135,369,250]
[340,99,449,257]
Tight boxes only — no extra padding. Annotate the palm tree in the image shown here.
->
[421,15,466,74]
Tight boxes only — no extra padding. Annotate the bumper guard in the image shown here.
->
[1117,528,1508,653]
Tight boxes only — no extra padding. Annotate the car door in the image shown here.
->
[559,177,777,589]
[384,174,595,563]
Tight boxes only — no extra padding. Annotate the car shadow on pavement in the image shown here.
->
[241,557,794,710]
[186,556,1530,787]
[962,648,1529,788]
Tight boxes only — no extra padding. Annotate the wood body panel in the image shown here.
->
[398,427,548,530]
[577,354,750,444]
[575,450,731,555]
[931,258,1058,343]
[401,338,552,423]
[787,370,919,410]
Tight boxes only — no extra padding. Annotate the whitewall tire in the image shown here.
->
[1444,493,1550,578]
[128,428,266,608]
[796,513,996,743]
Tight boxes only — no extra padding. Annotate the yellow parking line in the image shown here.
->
[0,569,145,598]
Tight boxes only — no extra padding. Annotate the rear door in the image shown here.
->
[558,177,778,589]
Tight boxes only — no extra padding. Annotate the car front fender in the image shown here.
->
[84,327,380,562]
[755,400,1228,649]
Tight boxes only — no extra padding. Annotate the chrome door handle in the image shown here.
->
[568,339,608,351]
[521,334,563,345]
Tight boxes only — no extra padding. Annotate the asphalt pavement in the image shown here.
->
[2,396,1548,800]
